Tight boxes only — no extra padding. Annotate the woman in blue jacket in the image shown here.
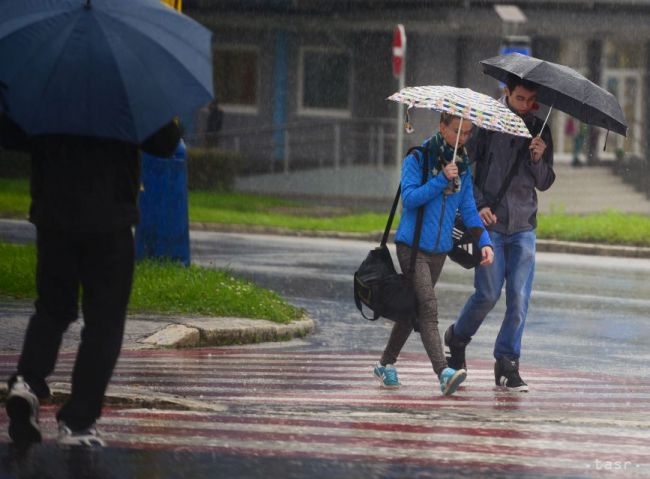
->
[373,113,494,396]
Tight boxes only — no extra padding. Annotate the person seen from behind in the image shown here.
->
[1,113,181,448]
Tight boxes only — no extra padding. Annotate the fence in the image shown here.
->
[186,118,400,176]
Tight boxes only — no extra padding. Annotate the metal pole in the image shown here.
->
[395,68,405,168]
[283,130,290,174]
[378,125,385,169]
[394,25,406,168]
[333,124,341,170]
[369,125,376,165]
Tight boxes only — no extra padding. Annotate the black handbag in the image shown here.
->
[353,147,428,324]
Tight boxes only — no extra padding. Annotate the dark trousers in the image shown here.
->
[13,226,134,430]
[381,243,448,376]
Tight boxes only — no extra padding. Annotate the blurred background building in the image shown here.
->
[182,0,650,203]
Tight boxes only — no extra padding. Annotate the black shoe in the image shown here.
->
[6,376,42,446]
[494,357,529,392]
[444,324,471,371]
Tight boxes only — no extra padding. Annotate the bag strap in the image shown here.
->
[353,272,380,321]
[406,146,429,275]
[380,186,401,247]
[380,145,428,249]
[379,145,429,275]
[488,116,544,210]
[489,153,523,210]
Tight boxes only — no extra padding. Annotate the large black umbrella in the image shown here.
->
[479,52,627,137]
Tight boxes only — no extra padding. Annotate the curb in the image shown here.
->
[139,315,315,348]
[190,222,650,259]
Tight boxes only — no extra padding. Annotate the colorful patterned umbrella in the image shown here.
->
[388,85,532,139]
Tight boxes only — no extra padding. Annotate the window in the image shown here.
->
[214,46,259,113]
[298,47,351,116]
[602,41,643,158]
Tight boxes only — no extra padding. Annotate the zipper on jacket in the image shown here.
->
[434,195,447,251]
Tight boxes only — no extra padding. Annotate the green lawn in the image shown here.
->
[0,241,302,323]
[1,177,650,246]
[0,178,30,219]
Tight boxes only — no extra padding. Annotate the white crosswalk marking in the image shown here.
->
[2,348,650,476]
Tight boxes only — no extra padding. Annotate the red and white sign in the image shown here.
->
[392,24,406,78]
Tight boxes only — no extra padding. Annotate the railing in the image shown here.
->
[186,118,400,176]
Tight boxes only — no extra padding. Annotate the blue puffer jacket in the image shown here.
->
[395,137,492,254]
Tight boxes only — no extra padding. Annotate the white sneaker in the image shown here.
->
[57,421,106,448]
[6,376,41,445]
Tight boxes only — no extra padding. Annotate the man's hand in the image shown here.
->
[480,246,494,266]
[442,162,458,180]
[479,207,497,225]
[529,137,547,162]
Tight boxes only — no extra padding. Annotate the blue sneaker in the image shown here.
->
[373,363,400,389]
[439,367,466,396]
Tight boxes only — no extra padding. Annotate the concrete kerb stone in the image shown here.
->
[190,222,650,259]
[140,315,315,348]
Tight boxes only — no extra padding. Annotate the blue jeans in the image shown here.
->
[453,229,536,360]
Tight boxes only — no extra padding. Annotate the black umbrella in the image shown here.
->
[479,52,627,138]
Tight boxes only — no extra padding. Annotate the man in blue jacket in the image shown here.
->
[373,112,494,396]
[445,75,555,392]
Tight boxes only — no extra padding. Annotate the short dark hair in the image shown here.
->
[440,112,460,126]
[505,74,538,93]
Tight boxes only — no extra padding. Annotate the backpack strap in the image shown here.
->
[403,146,430,276]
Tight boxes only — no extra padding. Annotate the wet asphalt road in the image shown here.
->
[1,225,650,478]
[190,230,650,379]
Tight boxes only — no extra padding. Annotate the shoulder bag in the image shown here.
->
[353,146,428,324]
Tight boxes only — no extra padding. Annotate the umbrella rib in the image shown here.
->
[100,5,212,69]
[93,12,185,141]
[93,10,212,135]
[87,12,141,140]
[20,12,83,131]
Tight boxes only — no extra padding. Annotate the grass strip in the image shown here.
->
[537,211,650,246]
[0,241,301,323]
[1,178,649,245]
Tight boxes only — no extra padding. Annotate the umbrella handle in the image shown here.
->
[452,116,463,164]
[538,105,553,138]
[530,105,553,162]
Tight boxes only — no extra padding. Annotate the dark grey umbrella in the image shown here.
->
[479,52,627,137]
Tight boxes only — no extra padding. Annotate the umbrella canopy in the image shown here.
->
[0,0,213,143]
[479,52,627,137]
[388,85,532,139]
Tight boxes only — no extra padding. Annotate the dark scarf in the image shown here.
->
[427,131,471,194]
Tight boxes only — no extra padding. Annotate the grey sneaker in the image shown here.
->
[6,376,42,446]
[494,357,529,392]
[57,421,106,448]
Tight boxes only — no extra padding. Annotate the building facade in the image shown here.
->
[185,0,650,175]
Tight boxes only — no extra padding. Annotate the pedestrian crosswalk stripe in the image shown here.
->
[2,349,649,476]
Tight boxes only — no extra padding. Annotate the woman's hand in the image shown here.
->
[480,246,494,266]
[442,162,458,180]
